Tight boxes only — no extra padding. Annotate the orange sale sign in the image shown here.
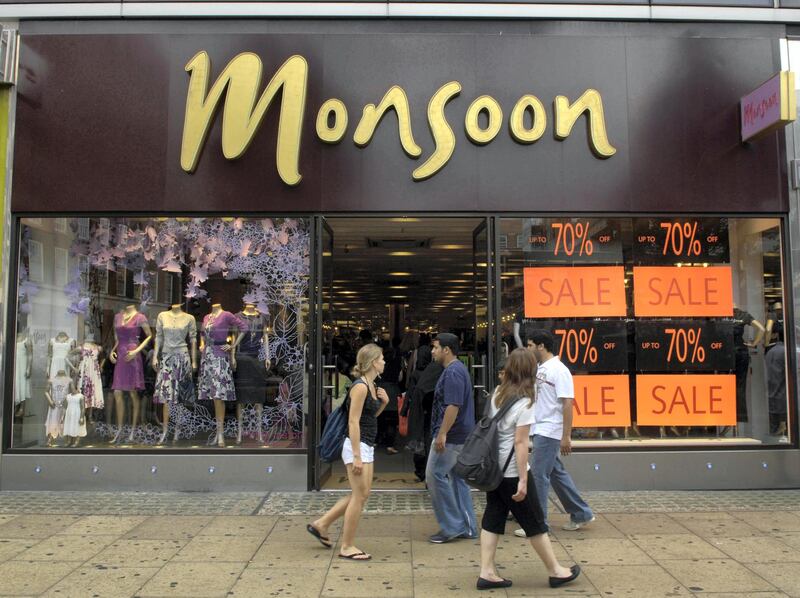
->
[572,375,631,428]
[523,266,626,318]
[635,374,736,426]
[633,266,733,317]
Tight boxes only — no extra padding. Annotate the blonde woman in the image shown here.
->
[478,348,580,590]
[308,343,388,560]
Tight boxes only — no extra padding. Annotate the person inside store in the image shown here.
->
[426,332,477,543]
[515,329,594,535]
[765,322,788,438]
[477,349,581,590]
[307,343,389,560]
[378,336,404,454]
[404,334,442,482]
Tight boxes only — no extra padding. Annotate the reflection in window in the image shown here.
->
[11,217,311,450]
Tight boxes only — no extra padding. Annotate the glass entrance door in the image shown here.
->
[472,219,494,414]
[311,218,334,490]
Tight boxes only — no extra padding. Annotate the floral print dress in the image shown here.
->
[197,311,246,402]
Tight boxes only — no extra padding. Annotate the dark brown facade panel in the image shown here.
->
[11,23,787,214]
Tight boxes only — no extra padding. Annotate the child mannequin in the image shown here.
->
[45,370,71,446]
[61,380,87,447]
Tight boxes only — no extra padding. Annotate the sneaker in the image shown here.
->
[429,531,458,544]
[458,531,479,540]
[513,528,526,538]
[561,516,596,531]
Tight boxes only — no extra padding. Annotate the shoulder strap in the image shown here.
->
[493,395,522,421]
[344,378,368,411]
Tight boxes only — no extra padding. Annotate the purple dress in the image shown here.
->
[112,312,148,391]
[197,310,247,402]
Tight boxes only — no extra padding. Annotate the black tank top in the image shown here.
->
[348,379,380,447]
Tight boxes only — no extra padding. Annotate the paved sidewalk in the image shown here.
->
[0,490,798,596]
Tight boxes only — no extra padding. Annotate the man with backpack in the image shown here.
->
[426,333,477,543]
[515,329,594,536]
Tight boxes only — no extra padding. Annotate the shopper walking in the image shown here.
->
[515,329,594,536]
[478,349,580,590]
[426,332,477,543]
[307,343,389,560]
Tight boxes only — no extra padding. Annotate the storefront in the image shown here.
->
[1,17,799,491]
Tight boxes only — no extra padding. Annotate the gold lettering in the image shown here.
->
[180,51,308,185]
[353,86,422,158]
[413,81,461,181]
[465,95,502,145]
[316,98,348,144]
[553,89,616,158]
[510,94,546,144]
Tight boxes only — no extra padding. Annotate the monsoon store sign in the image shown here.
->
[180,51,617,185]
[740,71,796,142]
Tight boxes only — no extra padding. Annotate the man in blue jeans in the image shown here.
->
[426,333,477,543]
[515,329,594,536]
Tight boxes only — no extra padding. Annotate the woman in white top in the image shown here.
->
[477,349,580,591]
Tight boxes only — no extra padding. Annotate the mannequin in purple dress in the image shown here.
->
[197,303,246,447]
[109,304,153,444]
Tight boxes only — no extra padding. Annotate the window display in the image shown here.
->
[9,217,310,450]
[499,216,791,446]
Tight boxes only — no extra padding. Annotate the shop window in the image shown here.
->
[499,216,792,447]
[9,217,311,451]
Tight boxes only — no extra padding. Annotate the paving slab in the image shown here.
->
[581,564,691,596]
[604,513,691,535]
[228,565,327,597]
[745,563,800,598]
[198,515,276,537]
[56,515,147,537]
[629,533,729,560]
[172,534,264,562]
[0,538,39,561]
[41,564,159,598]
[251,539,335,568]
[560,537,656,566]
[730,511,800,533]
[668,513,765,538]
[13,534,116,562]
[124,515,212,540]
[659,558,778,593]
[708,536,800,564]
[135,561,246,597]
[0,561,77,595]
[0,515,82,539]
[88,538,188,567]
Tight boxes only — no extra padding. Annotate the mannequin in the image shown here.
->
[48,331,75,380]
[235,303,271,444]
[152,303,198,445]
[75,332,104,423]
[61,379,87,447]
[197,303,246,447]
[109,304,153,443]
[45,369,70,446]
[14,330,32,418]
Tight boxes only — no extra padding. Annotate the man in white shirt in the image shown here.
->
[516,329,594,534]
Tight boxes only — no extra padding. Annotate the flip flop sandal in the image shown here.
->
[306,524,332,548]
[338,551,372,561]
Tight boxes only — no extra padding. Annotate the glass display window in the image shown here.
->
[499,216,792,447]
[9,216,311,450]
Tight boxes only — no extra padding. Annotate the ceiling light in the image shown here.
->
[390,295,407,299]
[389,217,421,223]
[389,251,414,257]
[388,272,412,276]
[388,285,408,289]
[433,244,468,250]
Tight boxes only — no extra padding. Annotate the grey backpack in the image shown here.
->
[453,396,522,492]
